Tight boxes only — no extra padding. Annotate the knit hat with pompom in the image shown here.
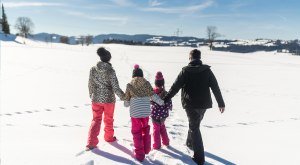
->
[155,71,164,87]
[132,64,143,78]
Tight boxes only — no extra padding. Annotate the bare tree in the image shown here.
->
[206,26,220,50]
[15,17,34,38]
[85,35,93,46]
[78,35,85,46]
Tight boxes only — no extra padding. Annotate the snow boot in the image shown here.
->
[105,136,117,142]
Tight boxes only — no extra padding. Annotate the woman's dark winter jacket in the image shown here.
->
[164,60,225,109]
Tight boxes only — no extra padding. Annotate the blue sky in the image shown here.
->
[2,0,300,39]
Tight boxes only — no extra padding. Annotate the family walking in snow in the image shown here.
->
[86,47,225,165]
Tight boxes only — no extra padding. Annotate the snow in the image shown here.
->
[1,36,300,165]
[228,39,275,46]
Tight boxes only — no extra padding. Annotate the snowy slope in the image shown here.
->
[1,39,300,165]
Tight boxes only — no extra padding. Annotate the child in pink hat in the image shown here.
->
[151,71,173,149]
[124,65,164,162]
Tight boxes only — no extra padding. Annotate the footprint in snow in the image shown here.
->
[26,111,33,113]
[45,109,52,111]
[237,122,248,125]
[5,113,12,116]
[122,139,132,143]
[59,107,66,109]
[290,118,300,120]
[169,131,182,136]
[267,120,284,123]
[214,124,227,128]
[203,125,214,128]
[172,124,185,127]
[42,124,57,128]
[15,112,22,114]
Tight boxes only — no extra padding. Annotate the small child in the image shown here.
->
[151,72,172,149]
[124,65,164,162]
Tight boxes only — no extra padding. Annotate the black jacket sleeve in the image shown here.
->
[164,69,185,101]
[208,69,225,107]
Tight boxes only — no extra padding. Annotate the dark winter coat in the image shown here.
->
[88,61,125,103]
[164,59,225,109]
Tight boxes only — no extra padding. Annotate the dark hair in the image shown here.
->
[97,47,111,62]
[190,49,201,60]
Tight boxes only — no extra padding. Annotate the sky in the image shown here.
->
[1,0,300,40]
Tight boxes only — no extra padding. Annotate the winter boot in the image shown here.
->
[105,136,117,142]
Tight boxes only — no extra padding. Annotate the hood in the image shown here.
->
[184,59,210,73]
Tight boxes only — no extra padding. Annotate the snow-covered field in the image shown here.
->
[1,37,300,165]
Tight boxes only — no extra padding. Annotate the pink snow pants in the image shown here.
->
[131,117,151,161]
[87,103,115,147]
[153,121,170,149]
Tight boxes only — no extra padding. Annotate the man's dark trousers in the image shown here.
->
[185,108,206,164]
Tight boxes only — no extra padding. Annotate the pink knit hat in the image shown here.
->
[155,71,164,80]
[155,71,164,87]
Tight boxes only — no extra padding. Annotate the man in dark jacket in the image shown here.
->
[163,49,225,165]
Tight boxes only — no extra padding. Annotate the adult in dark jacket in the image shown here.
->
[163,49,225,165]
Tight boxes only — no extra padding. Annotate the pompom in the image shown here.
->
[155,71,163,80]
[134,64,139,69]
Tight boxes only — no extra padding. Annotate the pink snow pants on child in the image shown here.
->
[153,121,170,149]
[87,103,115,147]
[131,117,151,161]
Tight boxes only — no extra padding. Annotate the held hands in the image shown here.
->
[124,101,130,107]
[219,107,225,113]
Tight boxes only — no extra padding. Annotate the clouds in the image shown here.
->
[3,0,298,39]
[3,2,65,8]
[110,0,135,7]
[148,0,164,7]
[142,0,214,14]
[65,11,128,24]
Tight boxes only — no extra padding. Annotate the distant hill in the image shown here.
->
[2,32,299,55]
[30,33,205,46]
